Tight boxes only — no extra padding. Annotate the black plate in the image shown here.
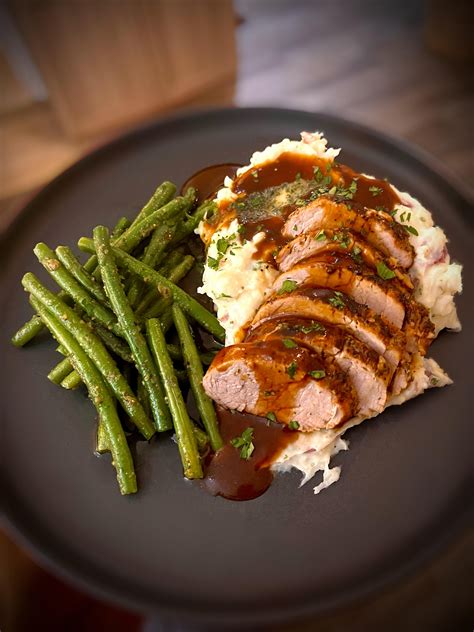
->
[1,108,472,628]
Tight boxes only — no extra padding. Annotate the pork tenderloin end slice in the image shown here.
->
[203,341,356,431]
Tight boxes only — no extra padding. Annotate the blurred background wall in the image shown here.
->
[0,0,472,230]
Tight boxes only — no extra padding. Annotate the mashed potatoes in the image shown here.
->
[198,219,278,345]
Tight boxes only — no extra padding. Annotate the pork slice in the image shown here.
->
[273,254,406,329]
[251,286,405,369]
[246,317,393,415]
[282,197,414,268]
[203,339,357,431]
[276,229,413,290]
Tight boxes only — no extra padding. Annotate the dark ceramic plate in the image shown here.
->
[1,108,472,628]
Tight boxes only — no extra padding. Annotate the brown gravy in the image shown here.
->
[181,163,241,203]
[202,407,297,501]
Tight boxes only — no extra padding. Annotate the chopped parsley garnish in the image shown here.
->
[332,231,351,248]
[310,169,357,201]
[369,185,383,197]
[328,291,346,309]
[216,236,231,255]
[266,412,277,422]
[376,261,396,280]
[348,179,358,195]
[351,244,363,263]
[397,211,418,236]
[263,390,275,397]
[375,205,387,212]
[277,279,298,294]
[207,256,219,270]
[230,427,255,460]
[287,361,298,379]
[282,338,298,349]
[288,420,300,430]
[315,230,326,241]
[208,233,238,270]
[308,370,326,379]
[299,322,325,334]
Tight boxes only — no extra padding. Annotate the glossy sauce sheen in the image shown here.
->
[207,153,400,261]
[203,406,297,501]
[181,163,241,203]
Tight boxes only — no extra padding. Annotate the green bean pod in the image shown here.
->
[146,318,203,479]
[56,245,110,305]
[172,304,223,451]
[48,356,75,385]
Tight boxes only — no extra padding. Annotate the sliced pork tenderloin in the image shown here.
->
[276,228,413,290]
[246,317,393,415]
[203,338,357,430]
[282,197,414,268]
[251,286,405,370]
[273,253,407,329]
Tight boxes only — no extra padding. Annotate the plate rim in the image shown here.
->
[1,106,472,625]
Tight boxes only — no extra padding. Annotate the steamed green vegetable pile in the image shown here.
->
[11,181,224,495]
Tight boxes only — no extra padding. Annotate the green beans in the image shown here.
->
[193,425,210,454]
[11,217,129,348]
[88,195,193,259]
[129,181,176,228]
[56,245,110,305]
[172,305,223,451]
[146,319,203,479]
[23,273,155,440]
[111,248,225,342]
[93,226,172,432]
[135,250,185,316]
[126,222,178,307]
[170,200,215,246]
[48,356,75,385]
[61,370,82,390]
[96,419,109,454]
[48,320,133,389]
[30,297,136,495]
[140,255,195,320]
[34,243,122,337]
[11,178,226,497]
[11,315,45,347]
[126,188,196,307]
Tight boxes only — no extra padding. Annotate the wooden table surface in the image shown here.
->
[2,1,473,631]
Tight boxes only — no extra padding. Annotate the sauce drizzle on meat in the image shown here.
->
[204,153,400,261]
